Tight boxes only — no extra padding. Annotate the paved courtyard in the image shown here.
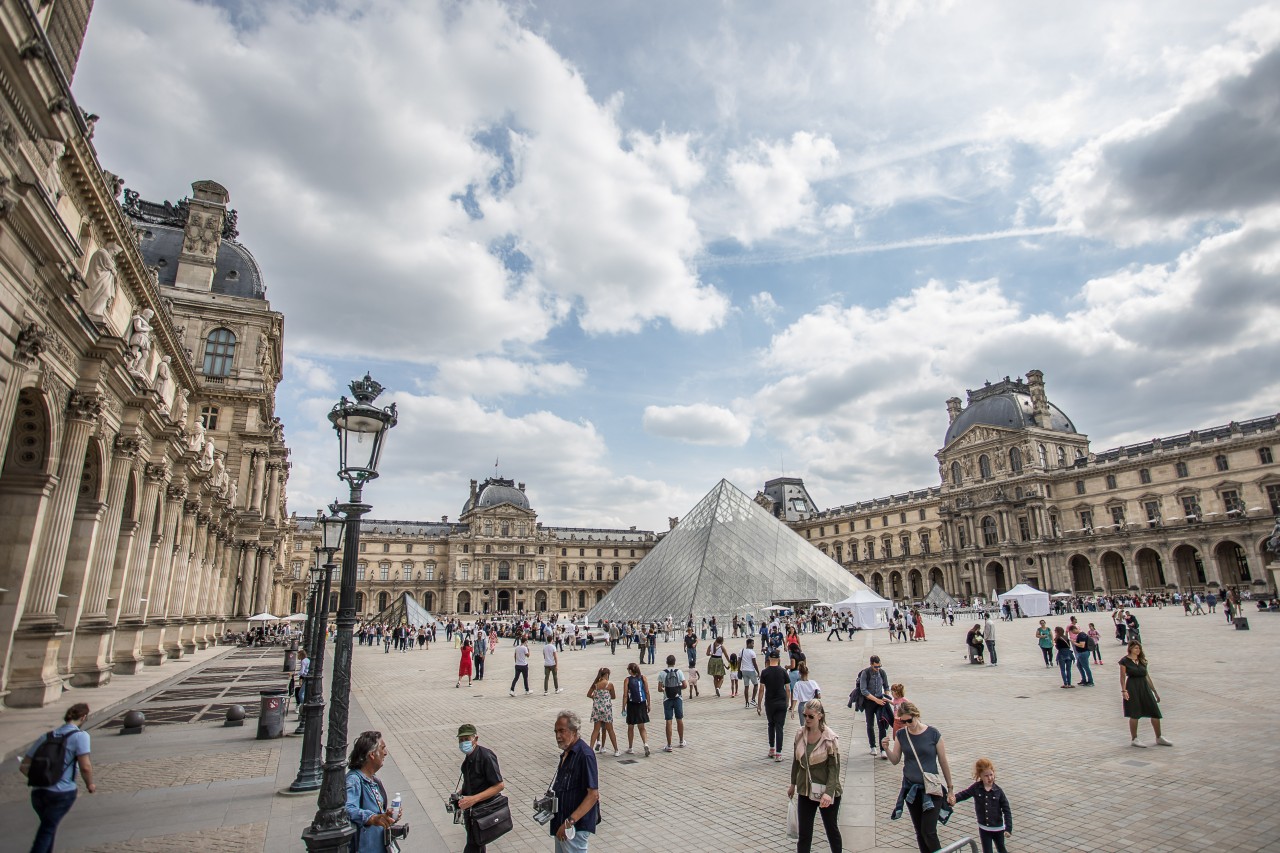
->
[2,606,1278,852]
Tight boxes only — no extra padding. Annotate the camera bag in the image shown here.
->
[471,794,512,844]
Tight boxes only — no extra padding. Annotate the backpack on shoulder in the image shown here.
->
[660,668,682,700]
[26,731,71,788]
[627,675,645,704]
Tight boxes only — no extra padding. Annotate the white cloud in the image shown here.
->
[750,291,781,323]
[430,358,586,398]
[723,132,842,244]
[642,403,751,446]
[284,354,336,393]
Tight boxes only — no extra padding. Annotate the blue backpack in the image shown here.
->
[627,675,645,704]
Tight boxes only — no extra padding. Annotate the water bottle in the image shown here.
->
[391,792,402,821]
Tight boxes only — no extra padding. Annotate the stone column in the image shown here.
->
[250,450,266,513]
[140,483,187,663]
[179,511,211,653]
[70,434,143,685]
[265,462,281,522]
[253,546,273,614]
[114,463,168,671]
[163,500,200,658]
[233,543,253,619]
[7,392,101,707]
[53,499,105,677]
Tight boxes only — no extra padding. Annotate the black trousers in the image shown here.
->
[474,655,485,679]
[865,705,888,748]
[464,815,487,853]
[765,704,787,752]
[797,794,842,853]
[905,792,944,853]
[510,664,528,692]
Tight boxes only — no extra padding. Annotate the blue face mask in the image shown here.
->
[459,740,474,755]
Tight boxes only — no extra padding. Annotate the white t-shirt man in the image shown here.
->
[542,642,558,667]
[514,642,529,666]
[739,646,759,674]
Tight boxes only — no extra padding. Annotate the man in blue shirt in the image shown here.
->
[551,710,599,852]
[21,702,95,853]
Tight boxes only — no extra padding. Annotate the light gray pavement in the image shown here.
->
[1,607,1278,852]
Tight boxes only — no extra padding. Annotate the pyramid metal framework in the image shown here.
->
[587,479,870,623]
[365,591,436,627]
[921,582,960,610]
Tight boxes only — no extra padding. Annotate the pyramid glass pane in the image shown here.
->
[365,591,436,627]
[588,480,872,622]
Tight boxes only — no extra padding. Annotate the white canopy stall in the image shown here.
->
[833,588,892,630]
[996,583,1050,617]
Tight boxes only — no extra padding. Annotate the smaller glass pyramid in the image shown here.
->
[588,479,870,623]
[364,591,436,627]
[921,583,959,610]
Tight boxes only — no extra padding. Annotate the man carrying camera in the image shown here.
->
[456,723,505,853]
[550,710,599,852]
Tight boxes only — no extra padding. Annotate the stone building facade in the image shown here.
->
[287,477,656,619]
[0,1,291,707]
[764,371,1279,602]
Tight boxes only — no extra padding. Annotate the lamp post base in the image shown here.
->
[288,698,326,792]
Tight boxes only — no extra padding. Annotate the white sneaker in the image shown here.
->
[662,745,673,753]
[643,744,651,757]
[870,747,879,756]
[678,740,687,748]
[613,750,621,757]
[509,691,515,697]
[1156,736,1174,746]
[555,688,563,694]
[1131,739,1148,748]
[879,749,888,759]
[625,747,634,755]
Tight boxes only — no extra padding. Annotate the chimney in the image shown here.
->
[469,479,478,503]
[174,180,230,292]
[945,397,963,423]
[1026,369,1050,428]
[518,482,525,492]
[669,516,679,530]
[441,515,448,523]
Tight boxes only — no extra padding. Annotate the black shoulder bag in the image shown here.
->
[458,755,513,845]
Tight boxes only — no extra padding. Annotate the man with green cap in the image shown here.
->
[456,723,505,853]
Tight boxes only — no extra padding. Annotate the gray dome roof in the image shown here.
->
[135,224,266,300]
[944,385,1076,446]
[463,477,530,514]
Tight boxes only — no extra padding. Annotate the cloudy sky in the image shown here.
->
[75,1,1280,531]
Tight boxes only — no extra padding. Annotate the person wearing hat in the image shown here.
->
[456,723,505,853]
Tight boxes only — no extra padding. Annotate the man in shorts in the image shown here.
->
[659,655,687,752]
[739,637,760,708]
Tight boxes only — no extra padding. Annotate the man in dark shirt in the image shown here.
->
[758,651,792,760]
[457,723,505,853]
[551,710,599,850]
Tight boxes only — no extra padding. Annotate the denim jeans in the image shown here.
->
[985,640,997,665]
[1057,651,1073,685]
[1075,651,1093,684]
[554,829,592,853]
[30,788,77,853]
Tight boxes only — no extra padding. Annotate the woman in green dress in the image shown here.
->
[1119,642,1172,748]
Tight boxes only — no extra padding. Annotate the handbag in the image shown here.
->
[902,729,945,797]
[469,794,513,845]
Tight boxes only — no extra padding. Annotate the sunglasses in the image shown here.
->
[804,713,819,719]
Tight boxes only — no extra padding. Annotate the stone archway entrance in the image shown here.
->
[984,561,1007,596]
[871,573,884,596]
[1173,544,1206,587]
[497,589,511,612]
[1214,540,1252,588]
[889,571,903,599]
[1101,551,1128,590]
[1069,555,1093,592]
[535,591,547,612]
[457,591,471,613]
[1135,548,1166,588]
[908,569,923,599]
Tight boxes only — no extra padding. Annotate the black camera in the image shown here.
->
[446,793,464,824]
[532,791,558,825]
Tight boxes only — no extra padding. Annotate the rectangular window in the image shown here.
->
[579,548,585,557]
[1105,474,1117,490]
[292,562,301,579]
[294,541,303,551]
[833,524,839,534]
[919,533,930,554]
[881,515,889,527]
[866,541,875,560]
[1175,461,1189,478]
[1079,510,1093,532]
[1075,480,1086,495]
[360,542,367,553]
[382,543,390,553]
[900,534,910,556]
[199,405,219,430]
[918,508,927,521]
[1222,490,1244,515]
[1110,505,1125,527]
[356,564,366,580]
[882,538,892,558]
[819,526,825,537]
[1018,516,1030,542]
[1139,468,1151,484]
[1182,495,1200,521]
[1268,484,1280,515]
[1260,447,1274,464]
[899,512,906,524]
[461,564,469,581]
[428,544,435,554]
[537,565,546,581]
[1216,454,1230,472]
[864,518,871,530]
[1144,501,1161,528]
[517,563,526,580]
[425,565,434,581]
[406,543,413,553]
[380,565,389,581]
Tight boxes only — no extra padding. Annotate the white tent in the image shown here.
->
[996,584,1050,617]
[832,589,892,629]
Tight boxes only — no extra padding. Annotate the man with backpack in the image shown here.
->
[21,702,94,853]
[852,656,891,758]
[658,654,688,752]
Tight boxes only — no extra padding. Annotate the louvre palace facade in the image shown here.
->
[762,370,1279,603]
[287,477,656,618]
[0,1,291,707]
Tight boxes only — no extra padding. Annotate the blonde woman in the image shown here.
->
[586,667,620,757]
[786,699,843,853]
[883,700,955,853]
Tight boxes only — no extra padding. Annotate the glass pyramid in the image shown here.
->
[365,591,436,627]
[921,583,959,610]
[588,479,871,623]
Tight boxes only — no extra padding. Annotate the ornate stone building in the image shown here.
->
[287,477,656,618]
[764,371,1279,602]
[0,1,291,707]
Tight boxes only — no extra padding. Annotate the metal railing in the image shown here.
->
[938,838,979,853]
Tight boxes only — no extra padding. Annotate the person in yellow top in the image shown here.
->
[786,699,842,853]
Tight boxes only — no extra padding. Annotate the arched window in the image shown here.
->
[950,461,962,485]
[979,454,992,480]
[981,516,998,547]
[202,328,236,377]
[356,592,365,611]
[1009,447,1022,473]
[1038,444,1048,468]
[1057,447,1067,468]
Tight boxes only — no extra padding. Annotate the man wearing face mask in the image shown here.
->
[457,723,505,853]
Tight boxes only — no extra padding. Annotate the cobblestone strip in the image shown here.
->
[64,820,268,852]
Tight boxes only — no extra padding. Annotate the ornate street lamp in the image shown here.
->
[290,505,344,785]
[302,376,397,852]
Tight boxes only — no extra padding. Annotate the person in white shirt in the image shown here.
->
[543,639,562,694]
[789,661,821,720]
[739,637,761,708]
[509,637,531,696]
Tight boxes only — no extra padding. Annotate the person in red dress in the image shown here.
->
[457,638,473,688]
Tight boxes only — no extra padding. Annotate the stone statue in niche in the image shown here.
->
[228,481,238,508]
[174,389,190,428]
[187,417,206,454]
[199,434,216,472]
[153,355,173,413]
[125,308,154,374]
[213,453,230,492]
[83,242,121,318]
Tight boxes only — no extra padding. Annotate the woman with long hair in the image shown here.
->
[787,699,843,853]
[706,635,728,696]
[587,666,620,756]
[1120,642,1172,748]
[622,661,651,756]
[1053,627,1073,688]
[456,638,473,688]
